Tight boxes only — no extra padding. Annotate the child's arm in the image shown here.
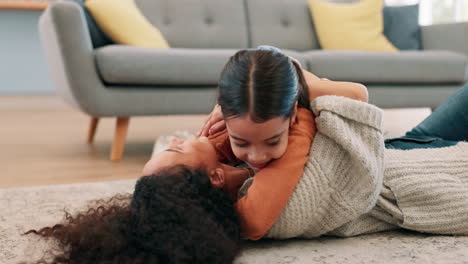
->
[302,69,369,103]
[234,108,315,240]
[207,129,238,164]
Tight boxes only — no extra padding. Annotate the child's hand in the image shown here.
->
[198,104,225,137]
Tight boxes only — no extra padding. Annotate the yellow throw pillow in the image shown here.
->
[85,0,170,48]
[308,0,398,52]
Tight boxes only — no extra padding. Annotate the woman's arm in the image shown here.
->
[302,69,369,103]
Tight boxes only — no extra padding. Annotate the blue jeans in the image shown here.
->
[385,84,468,150]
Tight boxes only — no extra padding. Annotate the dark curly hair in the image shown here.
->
[22,165,241,264]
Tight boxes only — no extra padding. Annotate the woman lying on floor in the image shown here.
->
[146,46,468,238]
[23,47,468,263]
[146,86,468,239]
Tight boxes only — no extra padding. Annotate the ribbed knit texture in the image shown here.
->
[266,95,385,239]
[377,143,468,235]
[264,95,468,239]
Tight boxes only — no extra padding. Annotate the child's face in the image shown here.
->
[225,115,292,171]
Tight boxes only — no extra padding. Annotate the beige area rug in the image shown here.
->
[2,174,468,263]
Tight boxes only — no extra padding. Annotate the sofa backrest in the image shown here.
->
[245,0,320,51]
[67,0,112,48]
[134,0,321,50]
[74,0,327,50]
[135,0,249,49]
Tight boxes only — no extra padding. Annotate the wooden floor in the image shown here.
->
[0,95,206,189]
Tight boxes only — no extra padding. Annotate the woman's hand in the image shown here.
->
[197,104,226,137]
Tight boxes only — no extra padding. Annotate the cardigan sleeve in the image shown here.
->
[264,96,385,239]
[234,108,315,240]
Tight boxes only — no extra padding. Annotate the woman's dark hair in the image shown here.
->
[22,165,241,264]
[217,48,310,123]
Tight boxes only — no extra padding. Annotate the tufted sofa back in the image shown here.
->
[245,0,320,51]
[134,0,321,50]
[79,0,322,50]
[135,0,250,49]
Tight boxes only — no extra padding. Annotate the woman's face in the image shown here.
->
[225,115,291,171]
[143,136,219,175]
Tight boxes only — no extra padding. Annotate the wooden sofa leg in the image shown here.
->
[87,117,100,144]
[110,117,130,161]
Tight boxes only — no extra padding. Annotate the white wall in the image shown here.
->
[0,10,54,94]
[386,0,468,25]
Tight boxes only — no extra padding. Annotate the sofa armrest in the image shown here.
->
[39,0,104,115]
[421,22,468,56]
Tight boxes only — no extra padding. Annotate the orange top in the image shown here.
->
[208,108,315,240]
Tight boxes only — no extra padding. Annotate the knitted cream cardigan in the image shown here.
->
[256,96,468,239]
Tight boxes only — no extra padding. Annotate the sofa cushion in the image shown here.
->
[95,46,306,85]
[133,0,249,49]
[307,0,397,52]
[85,0,170,49]
[383,4,421,50]
[94,46,235,85]
[245,0,320,51]
[305,50,467,83]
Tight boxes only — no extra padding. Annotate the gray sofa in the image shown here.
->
[39,0,468,160]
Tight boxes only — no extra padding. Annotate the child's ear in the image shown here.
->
[289,102,298,127]
[209,168,225,188]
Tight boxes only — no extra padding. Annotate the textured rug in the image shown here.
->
[2,179,468,264]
